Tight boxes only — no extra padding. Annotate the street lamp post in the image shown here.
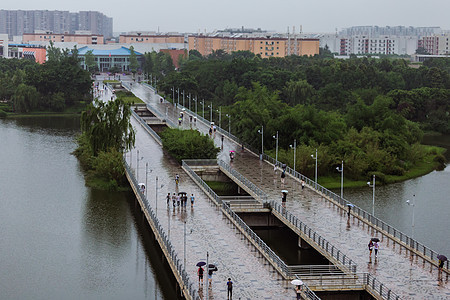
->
[406,195,415,240]
[155,176,164,215]
[171,86,175,103]
[226,114,231,134]
[177,88,180,105]
[208,103,213,122]
[367,175,376,216]
[136,150,143,182]
[201,100,205,118]
[289,139,296,174]
[188,93,191,110]
[184,221,187,268]
[273,131,279,167]
[336,161,344,199]
[193,96,198,115]
[182,90,185,107]
[258,126,264,160]
[216,107,221,128]
[311,149,318,183]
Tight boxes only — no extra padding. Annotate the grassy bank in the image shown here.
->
[318,145,446,189]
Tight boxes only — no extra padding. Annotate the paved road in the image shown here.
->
[127,83,450,299]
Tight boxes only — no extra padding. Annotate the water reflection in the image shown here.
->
[0,117,176,300]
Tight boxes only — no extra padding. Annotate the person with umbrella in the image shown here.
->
[196,262,205,284]
[371,238,380,258]
[291,279,303,300]
[347,203,354,218]
[208,264,218,286]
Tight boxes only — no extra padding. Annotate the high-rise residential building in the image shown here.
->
[0,10,113,39]
[340,26,441,37]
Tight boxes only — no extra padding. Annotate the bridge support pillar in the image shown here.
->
[298,237,311,249]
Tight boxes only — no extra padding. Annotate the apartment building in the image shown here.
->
[188,35,319,58]
[119,33,185,44]
[0,10,112,39]
[337,35,418,56]
[421,34,450,55]
[23,32,104,44]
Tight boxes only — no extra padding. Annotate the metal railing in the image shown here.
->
[263,152,449,272]
[173,103,259,155]
[142,82,156,92]
[183,160,294,277]
[298,273,400,300]
[270,200,358,274]
[182,161,222,206]
[124,160,199,300]
[218,159,268,203]
[131,110,162,145]
[289,265,344,276]
[139,83,448,273]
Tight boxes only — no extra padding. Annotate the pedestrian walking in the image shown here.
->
[176,194,181,207]
[281,190,287,207]
[281,170,286,184]
[374,241,380,257]
[208,268,214,286]
[301,180,305,190]
[221,135,224,148]
[198,266,204,284]
[295,285,302,300]
[190,194,195,207]
[172,193,177,208]
[227,278,233,299]
[368,240,374,257]
[166,193,171,207]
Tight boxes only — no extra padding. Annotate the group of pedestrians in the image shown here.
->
[166,192,195,208]
[197,266,233,299]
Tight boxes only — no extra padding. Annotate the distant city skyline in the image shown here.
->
[2,0,449,34]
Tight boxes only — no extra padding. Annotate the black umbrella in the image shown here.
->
[437,254,447,261]
[208,264,218,272]
[178,192,187,195]
[371,237,380,242]
[196,261,206,267]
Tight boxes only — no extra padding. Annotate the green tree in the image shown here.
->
[12,84,39,112]
[84,50,97,74]
[80,98,135,156]
[129,46,139,77]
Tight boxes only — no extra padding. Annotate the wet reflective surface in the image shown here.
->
[0,117,176,299]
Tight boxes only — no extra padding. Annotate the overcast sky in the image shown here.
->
[3,0,450,34]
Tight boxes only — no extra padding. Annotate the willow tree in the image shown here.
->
[80,98,135,156]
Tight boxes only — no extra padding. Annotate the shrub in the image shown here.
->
[0,109,6,118]
[160,128,220,163]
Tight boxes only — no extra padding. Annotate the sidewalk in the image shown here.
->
[128,83,450,299]
[129,116,294,299]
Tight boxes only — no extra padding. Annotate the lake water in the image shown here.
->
[0,117,176,300]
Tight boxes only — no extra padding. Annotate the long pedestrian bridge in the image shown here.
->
[101,80,449,299]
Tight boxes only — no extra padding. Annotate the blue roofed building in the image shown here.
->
[78,46,143,72]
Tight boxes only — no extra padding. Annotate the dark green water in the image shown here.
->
[0,117,177,300]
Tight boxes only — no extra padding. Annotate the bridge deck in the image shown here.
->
[128,82,450,299]
[127,108,293,299]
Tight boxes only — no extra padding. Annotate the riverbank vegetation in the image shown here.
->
[145,50,448,184]
[159,128,220,163]
[73,98,135,190]
[0,45,91,115]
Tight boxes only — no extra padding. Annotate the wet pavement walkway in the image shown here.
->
[110,83,295,299]
[128,83,450,299]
